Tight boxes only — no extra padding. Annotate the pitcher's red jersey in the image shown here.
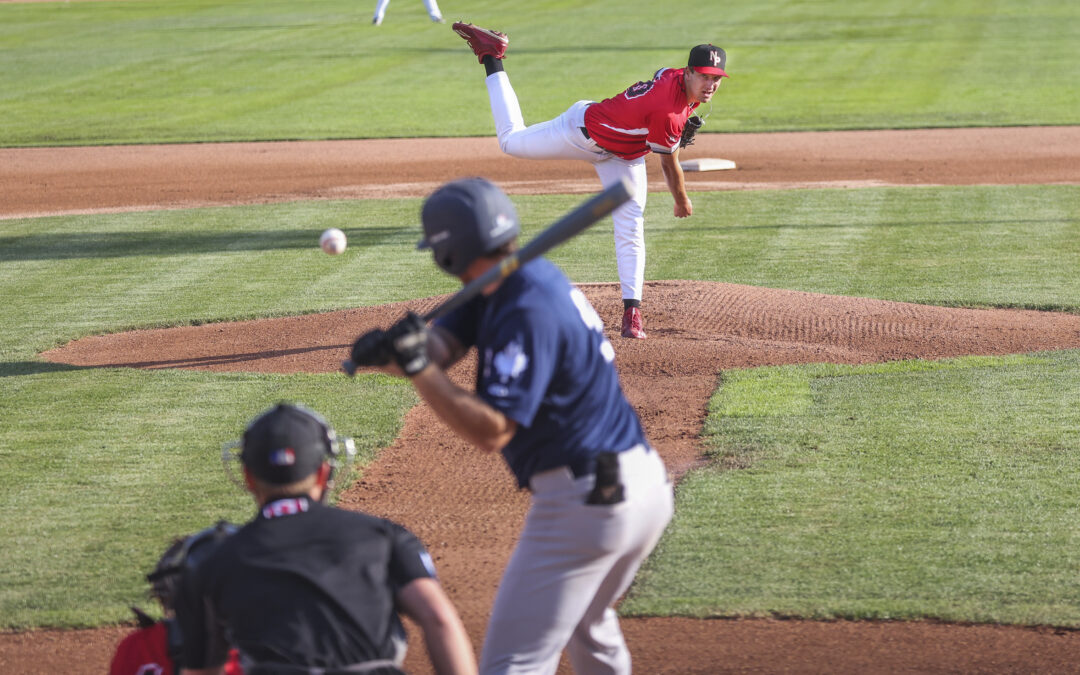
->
[583,68,698,160]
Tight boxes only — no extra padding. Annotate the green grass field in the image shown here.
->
[2,186,1078,628]
[2,0,1078,145]
[1,0,1079,633]
[623,353,1080,625]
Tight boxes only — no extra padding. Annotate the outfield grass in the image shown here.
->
[2,0,1078,146]
[1,184,1078,627]
[623,352,1080,626]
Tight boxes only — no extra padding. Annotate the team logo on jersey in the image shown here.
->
[493,339,529,382]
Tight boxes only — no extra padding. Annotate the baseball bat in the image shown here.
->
[343,176,633,376]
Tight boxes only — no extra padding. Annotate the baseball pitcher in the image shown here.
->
[451,23,729,339]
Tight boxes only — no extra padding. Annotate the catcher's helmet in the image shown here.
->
[417,177,520,276]
[222,403,355,492]
[146,520,237,611]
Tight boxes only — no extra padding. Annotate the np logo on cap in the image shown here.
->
[688,44,729,78]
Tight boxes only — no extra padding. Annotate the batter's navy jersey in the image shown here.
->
[437,258,647,487]
[176,497,436,670]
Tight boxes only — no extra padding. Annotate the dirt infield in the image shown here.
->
[5,128,1080,674]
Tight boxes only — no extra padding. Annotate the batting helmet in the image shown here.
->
[146,520,237,611]
[417,177,521,276]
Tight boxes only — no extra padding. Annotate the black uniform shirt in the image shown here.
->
[176,496,436,670]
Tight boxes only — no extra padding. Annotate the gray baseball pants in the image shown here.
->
[478,445,674,674]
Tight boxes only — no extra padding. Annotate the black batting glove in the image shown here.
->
[349,328,393,368]
[387,312,430,376]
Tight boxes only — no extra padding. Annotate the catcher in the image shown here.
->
[452,23,728,339]
[110,521,241,675]
[175,403,476,675]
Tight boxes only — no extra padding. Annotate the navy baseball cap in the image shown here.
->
[688,44,729,78]
[240,404,331,485]
[417,177,521,276]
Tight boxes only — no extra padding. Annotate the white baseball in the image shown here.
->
[320,228,347,255]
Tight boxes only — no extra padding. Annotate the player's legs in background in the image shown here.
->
[485,76,599,161]
[372,0,390,25]
[592,158,648,304]
[423,0,444,22]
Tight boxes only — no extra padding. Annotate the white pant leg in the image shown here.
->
[593,158,648,302]
[423,0,442,20]
[485,73,604,162]
[485,71,648,300]
[479,447,673,675]
[373,0,390,22]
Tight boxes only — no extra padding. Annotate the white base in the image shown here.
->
[679,158,736,172]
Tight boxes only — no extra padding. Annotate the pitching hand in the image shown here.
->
[387,312,430,376]
[674,195,693,218]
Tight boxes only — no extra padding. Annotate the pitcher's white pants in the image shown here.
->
[372,0,442,23]
[478,445,674,675]
[484,72,649,302]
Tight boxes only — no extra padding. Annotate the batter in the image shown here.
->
[347,178,674,674]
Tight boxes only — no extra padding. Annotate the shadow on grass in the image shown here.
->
[0,361,92,377]
[0,227,406,262]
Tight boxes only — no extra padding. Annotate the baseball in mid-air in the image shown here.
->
[320,228,347,255]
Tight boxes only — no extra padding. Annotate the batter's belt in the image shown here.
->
[528,444,650,496]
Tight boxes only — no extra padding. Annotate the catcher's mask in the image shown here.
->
[416,177,521,276]
[146,520,238,611]
[222,403,356,499]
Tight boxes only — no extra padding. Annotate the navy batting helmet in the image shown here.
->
[417,177,521,276]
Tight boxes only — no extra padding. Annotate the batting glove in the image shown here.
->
[387,312,430,376]
[349,328,393,368]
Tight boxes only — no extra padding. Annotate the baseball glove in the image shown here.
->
[679,115,704,149]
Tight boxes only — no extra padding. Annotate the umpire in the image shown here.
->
[347,178,674,675]
[175,403,477,675]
